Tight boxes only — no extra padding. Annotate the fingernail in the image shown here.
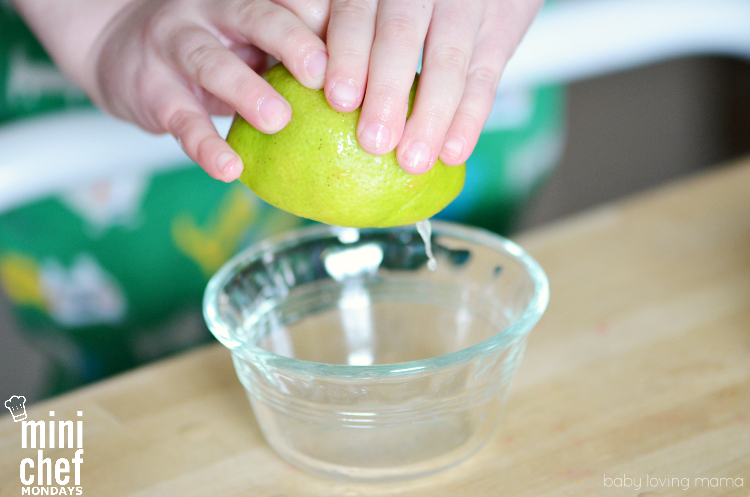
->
[218,152,241,177]
[404,141,432,172]
[359,123,391,152]
[442,137,465,162]
[305,51,328,83]
[329,80,359,109]
[259,95,289,129]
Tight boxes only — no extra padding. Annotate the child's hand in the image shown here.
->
[90,0,329,182]
[323,0,545,174]
[14,0,543,180]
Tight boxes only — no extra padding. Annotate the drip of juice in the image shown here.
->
[415,219,437,271]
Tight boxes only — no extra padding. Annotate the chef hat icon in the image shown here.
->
[4,395,27,422]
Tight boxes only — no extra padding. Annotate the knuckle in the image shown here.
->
[455,108,484,136]
[306,0,330,22]
[175,35,234,89]
[167,110,215,169]
[406,104,453,139]
[423,106,454,130]
[235,0,279,39]
[379,14,420,47]
[280,23,313,48]
[235,0,265,25]
[193,51,228,86]
[125,78,173,134]
[134,78,161,130]
[195,135,215,166]
[164,108,203,146]
[232,82,262,115]
[468,65,501,95]
[165,108,192,139]
[429,45,470,75]
[364,91,400,122]
[331,0,376,20]
[368,78,403,107]
[184,42,216,74]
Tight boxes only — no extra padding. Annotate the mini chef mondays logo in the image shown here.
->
[5,396,84,495]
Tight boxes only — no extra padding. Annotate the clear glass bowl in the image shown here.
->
[203,221,548,482]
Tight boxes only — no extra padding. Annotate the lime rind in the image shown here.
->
[226,65,466,228]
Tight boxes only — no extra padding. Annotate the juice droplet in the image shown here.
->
[415,219,437,271]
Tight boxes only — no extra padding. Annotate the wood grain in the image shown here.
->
[2,158,749,496]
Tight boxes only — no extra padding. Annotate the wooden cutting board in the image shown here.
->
[2,157,749,496]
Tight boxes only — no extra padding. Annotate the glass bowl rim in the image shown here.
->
[203,220,549,378]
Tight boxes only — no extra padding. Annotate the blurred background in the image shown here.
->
[2,0,750,404]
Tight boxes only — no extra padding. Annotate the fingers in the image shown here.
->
[158,0,332,180]
[437,47,501,167]
[95,0,336,184]
[271,0,330,38]
[397,2,481,173]
[324,0,377,112]
[438,0,543,166]
[156,80,243,182]
[217,0,328,90]
[325,0,543,174]
[355,1,433,156]
[168,26,291,133]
